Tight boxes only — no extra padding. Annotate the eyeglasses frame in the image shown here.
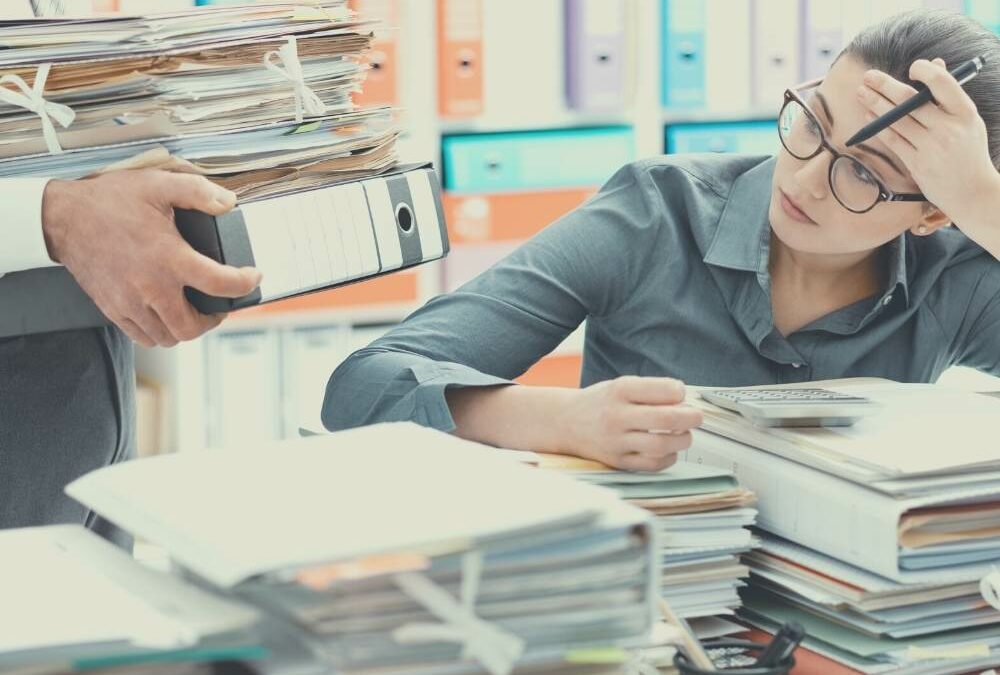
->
[778,79,926,214]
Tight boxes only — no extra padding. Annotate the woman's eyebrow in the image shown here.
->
[814,90,905,176]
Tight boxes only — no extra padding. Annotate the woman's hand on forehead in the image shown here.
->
[855,58,997,230]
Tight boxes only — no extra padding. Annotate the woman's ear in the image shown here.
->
[913,206,951,236]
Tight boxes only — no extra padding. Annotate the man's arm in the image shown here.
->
[34,170,262,347]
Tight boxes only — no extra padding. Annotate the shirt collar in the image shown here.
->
[702,156,775,274]
[702,155,911,307]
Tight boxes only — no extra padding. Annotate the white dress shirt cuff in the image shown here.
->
[0,177,58,276]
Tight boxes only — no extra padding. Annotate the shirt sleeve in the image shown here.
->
[952,266,1000,377]
[321,161,665,433]
[0,177,58,277]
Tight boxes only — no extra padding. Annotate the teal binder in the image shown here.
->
[666,120,779,155]
[441,127,635,193]
[661,0,707,109]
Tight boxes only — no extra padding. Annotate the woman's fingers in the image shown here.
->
[861,69,938,127]
[622,403,704,433]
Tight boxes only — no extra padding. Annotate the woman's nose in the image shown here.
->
[794,152,830,200]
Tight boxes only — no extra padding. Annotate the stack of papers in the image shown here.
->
[0,525,263,673]
[537,454,758,620]
[687,380,1000,673]
[65,424,662,675]
[0,2,397,200]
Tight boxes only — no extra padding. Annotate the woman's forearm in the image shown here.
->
[446,385,578,453]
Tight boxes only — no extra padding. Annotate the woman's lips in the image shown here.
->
[779,190,817,225]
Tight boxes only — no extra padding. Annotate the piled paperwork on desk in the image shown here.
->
[0,525,264,673]
[686,379,1000,674]
[537,454,758,621]
[0,1,398,199]
[66,423,664,675]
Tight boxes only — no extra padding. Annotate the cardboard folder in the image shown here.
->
[0,164,449,337]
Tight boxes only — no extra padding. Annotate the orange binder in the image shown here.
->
[437,0,483,118]
[443,188,595,245]
[233,270,420,319]
[349,0,400,108]
[517,354,583,388]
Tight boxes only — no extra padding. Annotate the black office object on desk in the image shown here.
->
[673,626,804,674]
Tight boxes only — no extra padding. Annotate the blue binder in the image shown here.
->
[665,121,778,155]
[661,0,707,109]
[441,127,635,192]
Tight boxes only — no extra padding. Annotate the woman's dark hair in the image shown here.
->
[841,9,1000,168]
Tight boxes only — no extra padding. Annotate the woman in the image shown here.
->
[323,9,1000,471]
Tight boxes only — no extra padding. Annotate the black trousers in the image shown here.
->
[0,326,135,550]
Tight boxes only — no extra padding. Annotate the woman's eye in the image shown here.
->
[851,161,878,185]
[805,117,821,137]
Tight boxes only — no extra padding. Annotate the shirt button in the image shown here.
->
[882,294,893,306]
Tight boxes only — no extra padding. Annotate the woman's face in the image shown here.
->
[770,55,930,256]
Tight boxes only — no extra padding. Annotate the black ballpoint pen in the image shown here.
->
[845,55,986,147]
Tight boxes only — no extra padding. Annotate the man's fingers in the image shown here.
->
[116,316,155,349]
[179,250,262,299]
[133,305,177,348]
[154,292,225,342]
[613,376,686,405]
[157,172,237,215]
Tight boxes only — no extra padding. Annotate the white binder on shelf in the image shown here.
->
[281,324,349,439]
[705,0,752,113]
[0,164,449,338]
[750,0,800,110]
[800,0,843,81]
[205,329,283,450]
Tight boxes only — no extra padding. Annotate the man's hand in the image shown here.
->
[41,169,262,348]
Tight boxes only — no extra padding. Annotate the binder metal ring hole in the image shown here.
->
[395,203,414,234]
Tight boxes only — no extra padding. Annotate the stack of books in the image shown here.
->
[537,454,757,624]
[688,379,1000,674]
[62,423,665,675]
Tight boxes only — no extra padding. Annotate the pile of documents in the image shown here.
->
[0,2,397,199]
[687,379,1000,674]
[537,454,758,622]
[0,525,266,673]
[64,424,664,675]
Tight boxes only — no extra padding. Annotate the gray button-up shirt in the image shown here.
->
[322,153,1000,433]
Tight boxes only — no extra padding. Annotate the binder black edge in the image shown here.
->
[176,163,449,315]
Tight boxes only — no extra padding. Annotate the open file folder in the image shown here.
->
[65,423,660,675]
[0,525,263,671]
[0,163,449,336]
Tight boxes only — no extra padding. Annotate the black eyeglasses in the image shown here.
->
[778,82,926,214]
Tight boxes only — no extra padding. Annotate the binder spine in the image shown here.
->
[175,208,261,314]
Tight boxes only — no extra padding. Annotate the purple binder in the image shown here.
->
[564,0,627,112]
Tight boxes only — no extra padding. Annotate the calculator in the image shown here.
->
[699,388,880,428]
